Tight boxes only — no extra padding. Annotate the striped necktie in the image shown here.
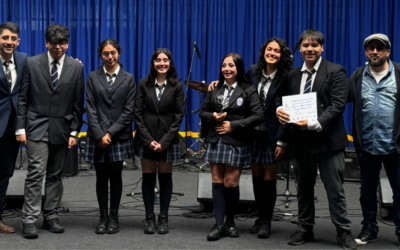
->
[106,73,116,85]
[259,77,270,107]
[157,84,165,101]
[51,60,58,88]
[303,69,315,93]
[223,85,234,109]
[3,60,12,90]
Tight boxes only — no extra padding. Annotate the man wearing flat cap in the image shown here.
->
[348,33,400,246]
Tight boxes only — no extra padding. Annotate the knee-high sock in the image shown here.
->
[158,173,173,215]
[225,186,240,223]
[252,176,264,220]
[108,161,123,210]
[262,179,277,222]
[142,173,157,215]
[94,162,109,210]
[212,183,226,225]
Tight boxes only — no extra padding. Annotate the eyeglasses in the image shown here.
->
[49,42,68,47]
[154,58,170,63]
[102,51,118,57]
[366,45,387,52]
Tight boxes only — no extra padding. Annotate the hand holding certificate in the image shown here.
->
[282,92,318,123]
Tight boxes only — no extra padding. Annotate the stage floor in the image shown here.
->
[2,162,397,249]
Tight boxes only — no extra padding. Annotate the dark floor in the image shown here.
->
[1,160,397,249]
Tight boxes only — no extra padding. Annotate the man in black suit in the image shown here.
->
[0,22,28,234]
[348,34,400,247]
[16,24,84,239]
[277,29,358,250]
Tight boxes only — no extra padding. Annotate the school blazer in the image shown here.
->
[86,67,136,141]
[286,58,349,153]
[348,62,400,153]
[246,64,288,147]
[134,78,184,149]
[200,82,264,146]
[16,52,85,145]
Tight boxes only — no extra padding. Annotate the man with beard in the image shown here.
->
[348,34,400,247]
[277,29,358,250]
[0,22,28,234]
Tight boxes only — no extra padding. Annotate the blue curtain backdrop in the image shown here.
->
[1,0,400,148]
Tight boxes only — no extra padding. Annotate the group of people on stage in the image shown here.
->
[0,21,399,250]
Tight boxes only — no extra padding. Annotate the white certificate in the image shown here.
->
[282,92,318,123]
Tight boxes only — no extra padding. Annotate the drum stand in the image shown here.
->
[187,87,208,170]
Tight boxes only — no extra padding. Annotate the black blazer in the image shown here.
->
[246,64,287,148]
[134,78,184,149]
[86,67,136,141]
[16,52,85,145]
[348,62,400,153]
[0,50,27,137]
[286,58,349,153]
[200,82,264,146]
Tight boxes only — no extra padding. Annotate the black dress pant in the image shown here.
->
[0,113,20,219]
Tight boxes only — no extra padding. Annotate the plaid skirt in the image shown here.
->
[136,143,181,163]
[251,140,274,165]
[203,138,251,167]
[84,137,135,163]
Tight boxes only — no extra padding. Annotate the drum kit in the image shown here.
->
[180,80,209,169]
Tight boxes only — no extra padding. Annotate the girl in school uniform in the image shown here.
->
[134,48,184,235]
[200,53,264,241]
[85,39,136,234]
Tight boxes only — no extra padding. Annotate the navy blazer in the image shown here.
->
[200,82,264,146]
[286,58,349,153]
[246,64,287,148]
[134,78,184,149]
[16,52,85,145]
[0,50,27,137]
[86,67,136,141]
[348,62,400,153]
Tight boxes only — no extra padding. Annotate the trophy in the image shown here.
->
[216,95,225,115]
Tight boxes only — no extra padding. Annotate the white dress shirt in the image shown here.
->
[0,54,17,91]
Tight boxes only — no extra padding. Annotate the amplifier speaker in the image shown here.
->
[6,170,45,198]
[62,145,79,176]
[344,148,361,182]
[379,177,393,220]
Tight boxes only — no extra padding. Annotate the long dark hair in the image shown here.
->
[256,37,293,85]
[146,48,179,86]
[217,53,251,90]
[97,38,123,68]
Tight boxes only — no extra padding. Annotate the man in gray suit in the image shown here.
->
[16,24,84,239]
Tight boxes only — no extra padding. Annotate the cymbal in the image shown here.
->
[183,80,209,93]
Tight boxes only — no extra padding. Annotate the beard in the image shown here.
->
[368,56,387,67]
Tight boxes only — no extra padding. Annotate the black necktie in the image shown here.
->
[51,60,58,88]
[3,60,12,90]
[157,84,165,101]
[259,77,271,107]
[106,73,116,85]
[303,69,315,93]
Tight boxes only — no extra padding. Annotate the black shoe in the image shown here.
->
[337,230,359,250]
[22,223,38,239]
[225,220,239,238]
[106,209,119,234]
[95,209,108,234]
[257,221,271,239]
[287,230,314,245]
[249,218,262,234]
[42,218,64,233]
[157,214,169,234]
[355,224,378,245]
[207,223,227,241]
[144,214,156,234]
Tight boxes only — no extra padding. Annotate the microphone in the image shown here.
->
[193,40,202,59]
